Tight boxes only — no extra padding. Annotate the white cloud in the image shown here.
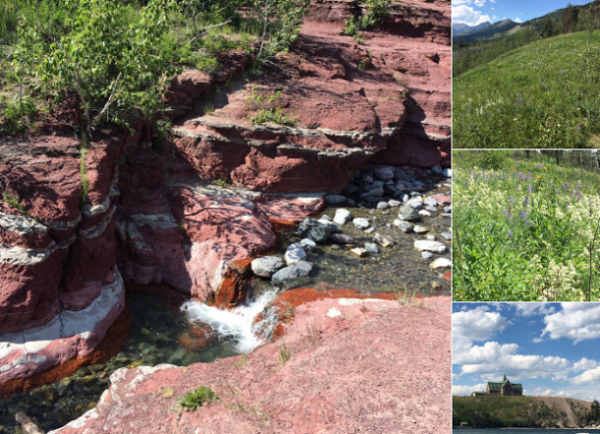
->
[454,341,519,365]
[452,5,492,26]
[453,383,487,396]
[514,303,556,317]
[540,303,600,343]
[573,357,599,372]
[453,306,510,348]
[460,354,571,382]
[527,387,571,397]
[514,18,522,23]
[571,366,600,385]
[474,0,486,7]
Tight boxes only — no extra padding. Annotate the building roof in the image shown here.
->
[487,375,523,391]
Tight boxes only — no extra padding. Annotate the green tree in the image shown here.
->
[255,0,310,60]
[12,0,182,136]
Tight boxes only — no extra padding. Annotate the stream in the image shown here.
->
[0,175,451,433]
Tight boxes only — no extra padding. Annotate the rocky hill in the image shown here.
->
[453,395,594,428]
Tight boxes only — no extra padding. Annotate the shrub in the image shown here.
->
[0,95,38,136]
[254,0,310,59]
[179,386,219,410]
[12,0,183,135]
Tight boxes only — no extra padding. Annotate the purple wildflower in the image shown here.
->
[509,196,515,204]
[520,210,527,219]
[555,189,560,194]
[523,197,530,207]
[508,229,514,239]
[527,184,533,193]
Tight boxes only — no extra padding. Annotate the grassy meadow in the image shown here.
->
[453,151,600,301]
[453,30,600,148]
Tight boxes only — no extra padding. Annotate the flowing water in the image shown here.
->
[0,179,450,433]
[0,290,278,433]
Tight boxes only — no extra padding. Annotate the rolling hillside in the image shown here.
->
[453,30,600,148]
[453,395,593,428]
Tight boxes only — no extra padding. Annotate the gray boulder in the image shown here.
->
[400,204,420,222]
[325,194,346,204]
[297,217,333,243]
[330,234,355,244]
[251,256,285,278]
[272,261,313,286]
[374,167,395,181]
[285,243,307,265]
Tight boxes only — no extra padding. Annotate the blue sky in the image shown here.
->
[453,303,600,401]
[453,0,594,26]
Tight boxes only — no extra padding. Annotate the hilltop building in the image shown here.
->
[471,375,524,396]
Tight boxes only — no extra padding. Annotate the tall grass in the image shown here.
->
[453,152,600,301]
[453,31,600,148]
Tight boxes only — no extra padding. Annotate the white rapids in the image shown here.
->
[180,290,280,354]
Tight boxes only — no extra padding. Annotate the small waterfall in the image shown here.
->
[181,289,280,354]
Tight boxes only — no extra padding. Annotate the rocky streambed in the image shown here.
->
[253,165,452,295]
[0,165,450,434]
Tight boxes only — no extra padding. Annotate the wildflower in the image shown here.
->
[503,208,509,216]
[556,189,560,194]
[537,175,541,179]
[523,197,530,207]
[520,210,527,219]
[527,185,533,193]
[509,196,515,204]
[508,229,514,239]
[488,224,492,231]
[577,191,582,201]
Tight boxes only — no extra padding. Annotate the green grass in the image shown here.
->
[2,191,26,214]
[453,31,600,148]
[453,151,600,301]
[179,386,219,411]
[278,343,291,365]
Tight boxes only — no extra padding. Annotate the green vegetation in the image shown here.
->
[342,0,392,43]
[453,150,600,301]
[1,190,26,214]
[253,108,295,126]
[0,95,38,136]
[247,88,296,126]
[453,396,570,428]
[454,31,600,148]
[179,386,219,410]
[214,178,230,187]
[0,0,310,139]
[453,1,600,148]
[278,343,291,365]
[581,400,600,426]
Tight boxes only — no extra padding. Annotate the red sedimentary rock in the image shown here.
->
[51,293,451,434]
